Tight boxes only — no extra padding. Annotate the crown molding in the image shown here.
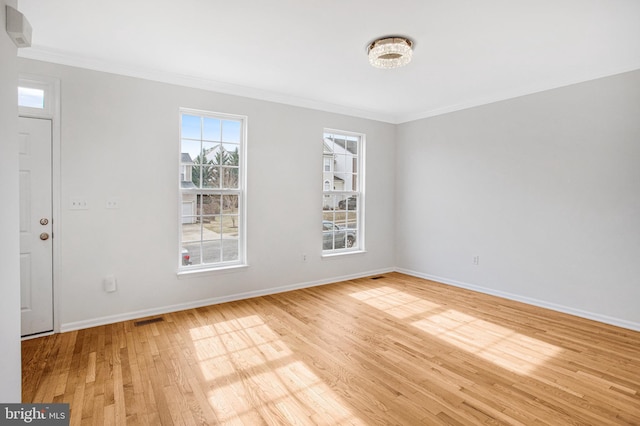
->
[397,63,640,124]
[18,46,640,126]
[18,46,398,124]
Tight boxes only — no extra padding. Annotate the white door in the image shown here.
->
[19,117,54,337]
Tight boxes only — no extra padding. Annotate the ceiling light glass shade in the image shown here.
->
[368,37,413,69]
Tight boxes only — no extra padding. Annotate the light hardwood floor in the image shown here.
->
[23,273,640,425]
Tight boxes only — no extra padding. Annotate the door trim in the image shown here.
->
[19,74,61,334]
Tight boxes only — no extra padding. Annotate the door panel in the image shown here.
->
[19,117,53,337]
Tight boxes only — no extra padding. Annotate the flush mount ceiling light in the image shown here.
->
[367,36,413,69]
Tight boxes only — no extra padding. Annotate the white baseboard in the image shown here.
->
[396,268,640,332]
[60,267,395,333]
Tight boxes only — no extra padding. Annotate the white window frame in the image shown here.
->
[178,108,248,274]
[322,129,365,256]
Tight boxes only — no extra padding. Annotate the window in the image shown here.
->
[322,130,364,254]
[179,109,246,270]
[18,77,56,118]
[18,86,44,109]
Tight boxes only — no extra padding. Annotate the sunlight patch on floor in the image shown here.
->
[349,286,561,375]
[349,286,442,318]
[189,315,365,425]
[412,309,561,374]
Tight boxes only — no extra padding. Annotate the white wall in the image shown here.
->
[396,70,640,329]
[0,0,22,402]
[16,53,638,336]
[18,59,396,330]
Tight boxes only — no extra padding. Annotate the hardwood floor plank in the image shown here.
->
[23,272,640,425]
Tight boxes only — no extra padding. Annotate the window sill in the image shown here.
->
[177,263,248,279]
[321,250,367,259]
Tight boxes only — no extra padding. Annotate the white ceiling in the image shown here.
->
[17,0,640,123]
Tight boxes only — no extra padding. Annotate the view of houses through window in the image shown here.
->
[179,109,246,269]
[322,130,364,253]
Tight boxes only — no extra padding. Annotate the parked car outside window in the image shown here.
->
[322,220,356,250]
[338,196,357,210]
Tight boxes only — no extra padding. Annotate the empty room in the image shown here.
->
[1,0,639,424]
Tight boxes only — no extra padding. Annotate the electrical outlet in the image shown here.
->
[302,253,307,262]
[70,198,88,210]
[106,198,119,209]
[473,255,480,265]
[103,275,117,293]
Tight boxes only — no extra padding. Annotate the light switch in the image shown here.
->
[70,198,88,210]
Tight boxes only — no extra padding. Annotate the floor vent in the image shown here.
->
[134,317,164,327]
[370,276,385,280]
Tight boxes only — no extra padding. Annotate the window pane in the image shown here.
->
[222,143,240,164]
[222,120,241,143]
[191,165,202,188]
[334,216,348,229]
[346,230,357,249]
[322,210,335,223]
[182,115,201,139]
[181,140,200,163]
[182,242,201,266]
[201,194,221,215]
[222,194,239,213]
[221,214,240,235]
[323,225,335,250]
[203,215,221,235]
[18,87,44,109]
[222,239,239,262]
[323,195,333,211]
[181,201,197,222]
[203,117,221,141]
[351,174,359,191]
[202,166,219,188]
[203,141,218,162]
[336,195,358,211]
[335,154,345,173]
[222,167,239,189]
[346,211,358,225]
[346,139,358,155]
[202,240,221,264]
[181,222,201,243]
[209,145,225,165]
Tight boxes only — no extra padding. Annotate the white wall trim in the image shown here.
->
[59,266,640,333]
[397,64,640,123]
[396,268,640,332]
[60,267,394,332]
[19,47,640,125]
[19,46,395,124]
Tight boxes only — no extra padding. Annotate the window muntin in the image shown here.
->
[322,131,364,254]
[179,110,246,270]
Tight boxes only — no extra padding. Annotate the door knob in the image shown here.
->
[40,233,49,241]
[40,218,49,225]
